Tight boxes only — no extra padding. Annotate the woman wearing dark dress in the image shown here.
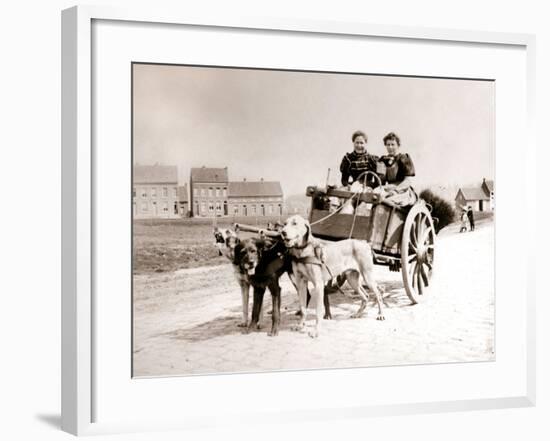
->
[339,130,379,188]
[377,132,417,206]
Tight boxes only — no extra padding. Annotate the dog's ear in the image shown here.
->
[226,235,240,247]
[304,219,313,245]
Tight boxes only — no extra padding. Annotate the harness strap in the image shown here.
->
[294,255,348,297]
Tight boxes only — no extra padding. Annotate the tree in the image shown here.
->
[419,189,456,233]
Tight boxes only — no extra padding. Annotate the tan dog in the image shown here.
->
[214,227,256,328]
[280,215,385,338]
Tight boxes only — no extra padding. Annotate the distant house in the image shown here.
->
[228,179,284,217]
[190,167,229,217]
[189,166,285,217]
[177,184,189,217]
[133,165,179,219]
[455,178,494,212]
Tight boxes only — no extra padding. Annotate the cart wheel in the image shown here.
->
[401,202,435,304]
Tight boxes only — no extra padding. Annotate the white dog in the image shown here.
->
[280,215,385,338]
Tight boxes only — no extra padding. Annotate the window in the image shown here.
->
[223,201,228,216]
[141,188,147,198]
[162,202,169,212]
[141,202,148,212]
[243,205,247,216]
[278,204,282,215]
[151,187,157,198]
[208,202,214,214]
[215,201,222,213]
[223,187,227,197]
[268,204,273,215]
[208,187,213,197]
[215,188,220,197]
[193,188,198,197]
[162,187,168,198]
[234,205,239,215]
[201,188,206,197]
[201,202,206,215]
[251,205,256,215]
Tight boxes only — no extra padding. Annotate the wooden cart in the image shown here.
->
[306,184,436,304]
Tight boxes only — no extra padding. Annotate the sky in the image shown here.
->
[133,63,494,197]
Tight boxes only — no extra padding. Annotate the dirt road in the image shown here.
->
[133,221,494,377]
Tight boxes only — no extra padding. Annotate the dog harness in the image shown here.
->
[292,253,347,297]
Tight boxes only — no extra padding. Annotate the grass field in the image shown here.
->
[133,211,494,274]
[132,217,282,274]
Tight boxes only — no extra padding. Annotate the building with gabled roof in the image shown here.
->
[133,164,179,219]
[190,166,229,217]
[228,179,284,217]
[189,166,285,218]
[455,177,494,212]
[190,167,229,183]
[134,164,178,184]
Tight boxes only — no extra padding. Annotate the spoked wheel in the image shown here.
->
[401,202,436,304]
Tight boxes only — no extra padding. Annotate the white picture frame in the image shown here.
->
[62,5,536,436]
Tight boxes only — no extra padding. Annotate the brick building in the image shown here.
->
[228,179,284,217]
[133,165,179,219]
[189,167,284,218]
[190,167,229,217]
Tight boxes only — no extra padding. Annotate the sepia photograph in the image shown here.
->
[131,62,495,377]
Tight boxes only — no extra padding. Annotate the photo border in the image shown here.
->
[62,5,536,435]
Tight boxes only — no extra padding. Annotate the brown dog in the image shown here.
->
[214,227,334,335]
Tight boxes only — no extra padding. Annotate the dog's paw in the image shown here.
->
[323,313,332,320]
[376,314,386,321]
[268,329,279,337]
[294,310,303,317]
[350,312,364,319]
[291,324,305,332]
[237,322,248,328]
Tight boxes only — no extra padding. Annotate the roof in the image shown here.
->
[228,181,283,197]
[456,187,490,201]
[178,185,188,202]
[190,167,228,183]
[482,179,494,193]
[134,165,177,184]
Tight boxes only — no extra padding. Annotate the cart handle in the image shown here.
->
[233,223,281,238]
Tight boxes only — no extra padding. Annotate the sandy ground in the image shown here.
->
[133,221,494,377]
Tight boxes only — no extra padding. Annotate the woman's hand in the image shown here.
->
[384,184,397,196]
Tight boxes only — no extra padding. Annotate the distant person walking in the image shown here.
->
[467,206,475,231]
